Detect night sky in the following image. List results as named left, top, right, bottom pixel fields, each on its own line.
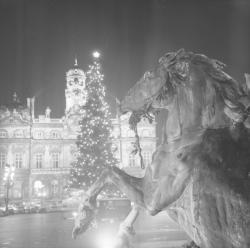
left=0, top=0, right=249, bottom=117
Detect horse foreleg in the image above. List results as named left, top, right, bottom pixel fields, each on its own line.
left=72, top=167, right=147, bottom=240
left=108, top=166, right=146, bottom=208
left=150, top=147, right=167, bottom=180
left=81, top=167, right=146, bottom=209
left=115, top=204, right=140, bottom=248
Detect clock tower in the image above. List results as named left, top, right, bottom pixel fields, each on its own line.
left=65, top=58, right=87, bottom=117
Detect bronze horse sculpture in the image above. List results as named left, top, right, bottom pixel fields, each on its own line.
left=72, top=49, right=250, bottom=248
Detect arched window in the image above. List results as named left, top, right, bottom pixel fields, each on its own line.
left=35, top=131, right=44, bottom=139
left=51, top=152, right=60, bottom=168
left=50, top=131, right=60, bottom=139
left=35, top=153, right=43, bottom=169
left=72, top=152, right=78, bottom=162
left=127, top=129, right=134, bottom=137
left=129, top=153, right=136, bottom=167
left=51, top=180, right=59, bottom=197
left=112, top=127, right=120, bottom=138
left=141, top=129, right=151, bottom=137
left=12, top=182, right=22, bottom=198
left=34, top=180, right=42, bottom=197
left=0, top=152, right=7, bottom=168
left=14, top=130, right=24, bottom=138
left=34, top=180, right=42, bottom=188
left=15, top=153, right=23, bottom=168
left=33, top=180, right=47, bottom=197
left=142, top=151, right=151, bottom=167
left=0, top=129, right=8, bottom=138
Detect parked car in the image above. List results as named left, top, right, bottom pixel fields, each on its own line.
left=0, top=205, right=6, bottom=216
left=37, top=207, right=47, bottom=213
left=0, top=204, right=15, bottom=215
left=0, top=204, right=6, bottom=212
left=11, top=203, right=25, bottom=214
left=5, top=207, right=14, bottom=215
left=0, top=209, right=5, bottom=217
left=47, top=202, right=58, bottom=212
left=23, top=202, right=40, bottom=214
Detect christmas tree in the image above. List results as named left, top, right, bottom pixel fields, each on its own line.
left=68, top=52, right=122, bottom=197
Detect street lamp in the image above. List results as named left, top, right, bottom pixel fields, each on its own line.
left=3, top=164, right=15, bottom=212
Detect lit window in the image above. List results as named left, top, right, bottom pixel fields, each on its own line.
left=72, top=152, right=78, bottom=161
left=0, top=153, right=7, bottom=168
left=51, top=180, right=58, bottom=196
left=14, top=130, right=23, bottom=138
left=33, top=180, right=47, bottom=197
left=129, top=154, right=136, bottom=167
left=51, top=152, right=59, bottom=168
left=0, top=186, right=4, bottom=197
left=141, top=129, right=151, bottom=137
left=15, top=153, right=23, bottom=168
left=36, top=132, right=43, bottom=139
left=142, top=151, right=151, bottom=167
left=51, top=131, right=59, bottom=139
left=35, top=153, right=43, bottom=169
left=0, top=130, right=7, bottom=138
left=112, top=127, right=120, bottom=138
left=12, top=183, right=22, bottom=198
left=127, top=129, right=134, bottom=137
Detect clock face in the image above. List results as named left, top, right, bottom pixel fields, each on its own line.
left=73, top=88, right=81, bottom=96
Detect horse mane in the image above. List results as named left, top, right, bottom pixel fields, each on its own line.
left=193, top=126, right=250, bottom=194
left=158, top=49, right=247, bottom=124
left=127, top=50, right=249, bottom=168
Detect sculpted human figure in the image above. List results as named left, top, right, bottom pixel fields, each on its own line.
left=72, top=49, right=250, bottom=248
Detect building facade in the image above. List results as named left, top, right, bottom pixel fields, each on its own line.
left=0, top=62, right=156, bottom=204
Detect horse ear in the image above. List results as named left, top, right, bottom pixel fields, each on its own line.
left=176, top=48, right=185, bottom=55
left=244, top=73, right=250, bottom=92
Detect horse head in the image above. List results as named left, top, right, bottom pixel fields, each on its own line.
left=72, top=193, right=97, bottom=239
left=121, top=49, right=190, bottom=112
left=121, top=49, right=247, bottom=135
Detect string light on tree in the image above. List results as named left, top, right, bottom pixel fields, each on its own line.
left=68, top=51, right=123, bottom=198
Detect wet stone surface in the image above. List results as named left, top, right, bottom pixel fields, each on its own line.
left=0, top=211, right=189, bottom=248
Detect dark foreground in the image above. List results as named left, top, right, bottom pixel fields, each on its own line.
left=0, top=211, right=189, bottom=248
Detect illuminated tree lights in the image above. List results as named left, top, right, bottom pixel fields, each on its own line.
left=68, top=58, right=122, bottom=198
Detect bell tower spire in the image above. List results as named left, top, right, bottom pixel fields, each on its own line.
left=65, top=58, right=87, bottom=117
left=74, top=56, right=78, bottom=67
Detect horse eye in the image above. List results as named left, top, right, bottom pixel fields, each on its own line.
left=175, top=62, right=188, bottom=77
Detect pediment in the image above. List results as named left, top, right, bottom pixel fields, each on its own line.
left=0, top=115, right=30, bottom=126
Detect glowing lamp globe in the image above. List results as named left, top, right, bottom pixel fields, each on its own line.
left=93, top=51, right=101, bottom=59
